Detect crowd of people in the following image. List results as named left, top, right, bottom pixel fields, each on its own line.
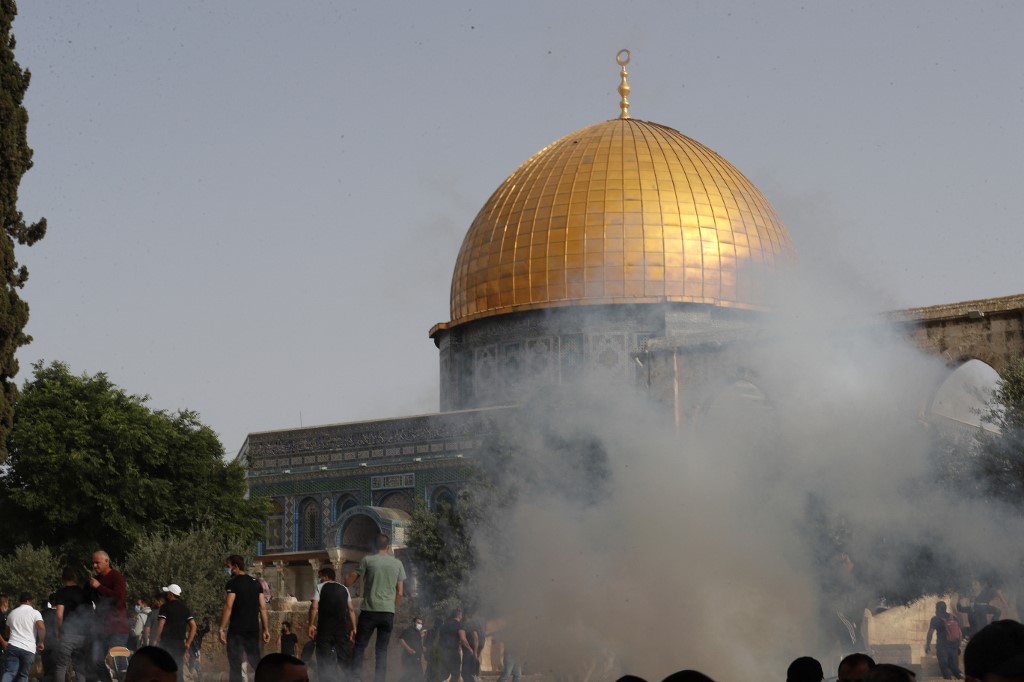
left=1, top=540, right=1022, bottom=682
left=0, top=551, right=216, bottom=682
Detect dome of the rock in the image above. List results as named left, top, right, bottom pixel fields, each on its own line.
left=445, top=117, right=796, bottom=328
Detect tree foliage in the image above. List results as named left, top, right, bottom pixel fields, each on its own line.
left=976, top=356, right=1024, bottom=504
left=0, top=361, right=267, bottom=562
left=0, top=544, right=61, bottom=602
left=407, top=487, right=485, bottom=617
left=0, top=0, right=47, bottom=463
left=124, top=528, right=248, bottom=626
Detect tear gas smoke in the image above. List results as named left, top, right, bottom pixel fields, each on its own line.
left=461, top=268, right=1022, bottom=681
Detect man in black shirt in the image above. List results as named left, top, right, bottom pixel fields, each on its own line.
left=218, top=555, right=270, bottom=682
left=278, top=622, right=299, bottom=656
left=438, top=609, right=475, bottom=682
left=152, top=584, right=196, bottom=682
left=308, top=567, right=356, bottom=682
left=52, top=566, right=91, bottom=682
left=398, top=616, right=424, bottom=682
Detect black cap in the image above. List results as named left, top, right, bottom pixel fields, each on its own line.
left=964, top=620, right=1024, bottom=679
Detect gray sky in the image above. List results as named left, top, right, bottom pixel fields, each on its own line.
left=13, top=1, right=1024, bottom=452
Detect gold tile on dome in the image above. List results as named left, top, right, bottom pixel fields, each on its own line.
left=624, top=265, right=644, bottom=281
left=605, top=253, right=624, bottom=268
left=445, top=118, right=794, bottom=325
left=624, top=281, right=645, bottom=297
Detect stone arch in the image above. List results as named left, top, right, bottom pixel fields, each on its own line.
left=696, top=374, right=776, bottom=447
left=376, top=491, right=415, bottom=514
left=340, top=513, right=381, bottom=551
left=334, top=494, right=359, bottom=520
left=925, top=357, right=1000, bottom=434
left=331, top=505, right=414, bottom=551
left=705, top=378, right=770, bottom=412
left=431, top=486, right=456, bottom=512
left=299, top=497, right=321, bottom=550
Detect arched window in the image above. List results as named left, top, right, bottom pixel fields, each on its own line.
left=342, top=515, right=380, bottom=551
left=300, top=498, right=321, bottom=550
left=265, top=499, right=285, bottom=550
left=335, top=495, right=359, bottom=519
left=377, top=491, right=414, bottom=514
left=928, top=359, right=1001, bottom=434
left=432, top=487, right=456, bottom=512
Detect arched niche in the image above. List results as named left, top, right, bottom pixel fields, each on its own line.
left=299, top=497, right=321, bottom=550
left=927, top=358, right=1001, bottom=434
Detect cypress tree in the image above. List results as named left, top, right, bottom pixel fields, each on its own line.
left=0, top=0, right=45, bottom=462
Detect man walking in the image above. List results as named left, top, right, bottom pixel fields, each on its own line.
left=308, top=566, right=356, bottom=682
left=152, top=584, right=196, bottom=682
left=926, top=600, right=963, bottom=680
left=53, top=567, right=91, bottom=682
left=88, top=550, right=128, bottom=680
left=345, top=534, right=407, bottom=682
left=219, top=555, right=270, bottom=682
left=1, top=592, right=44, bottom=682
left=397, top=616, right=425, bottom=682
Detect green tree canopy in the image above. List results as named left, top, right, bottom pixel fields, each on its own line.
left=0, top=0, right=47, bottom=463
left=0, top=544, right=61, bottom=602
left=0, top=361, right=266, bottom=563
left=976, top=356, right=1024, bottom=504
left=407, top=487, right=484, bottom=617
left=124, top=528, right=249, bottom=626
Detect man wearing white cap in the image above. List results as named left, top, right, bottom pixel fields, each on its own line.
left=151, top=584, right=196, bottom=682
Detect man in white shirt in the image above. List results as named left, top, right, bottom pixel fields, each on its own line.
left=1, top=592, right=45, bottom=682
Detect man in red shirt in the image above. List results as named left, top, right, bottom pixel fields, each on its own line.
left=88, top=550, right=128, bottom=680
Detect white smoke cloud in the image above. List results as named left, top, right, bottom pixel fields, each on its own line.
left=462, top=263, right=1021, bottom=681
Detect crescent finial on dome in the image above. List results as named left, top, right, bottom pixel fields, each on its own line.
left=617, top=49, right=631, bottom=119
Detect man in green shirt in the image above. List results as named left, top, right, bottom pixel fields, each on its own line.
left=345, top=533, right=407, bottom=682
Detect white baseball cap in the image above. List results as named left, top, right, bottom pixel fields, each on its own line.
left=160, top=584, right=182, bottom=597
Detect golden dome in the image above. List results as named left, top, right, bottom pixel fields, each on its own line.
left=445, top=117, right=795, bottom=328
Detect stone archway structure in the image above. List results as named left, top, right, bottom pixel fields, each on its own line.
left=327, top=505, right=414, bottom=553
left=891, top=294, right=1024, bottom=373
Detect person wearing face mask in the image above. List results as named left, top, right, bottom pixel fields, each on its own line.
left=398, top=617, right=425, bottom=682
left=308, top=567, right=356, bottom=682
left=129, top=597, right=151, bottom=650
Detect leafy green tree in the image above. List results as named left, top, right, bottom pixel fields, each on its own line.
left=124, top=528, right=249, bottom=626
left=0, top=544, right=61, bottom=602
left=976, top=356, right=1024, bottom=503
left=0, top=361, right=267, bottom=562
left=407, top=487, right=484, bottom=617
left=0, top=0, right=47, bottom=463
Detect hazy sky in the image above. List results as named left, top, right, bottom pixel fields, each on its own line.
left=13, top=1, right=1024, bottom=452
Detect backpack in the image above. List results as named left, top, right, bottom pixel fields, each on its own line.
left=943, top=614, right=962, bottom=641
